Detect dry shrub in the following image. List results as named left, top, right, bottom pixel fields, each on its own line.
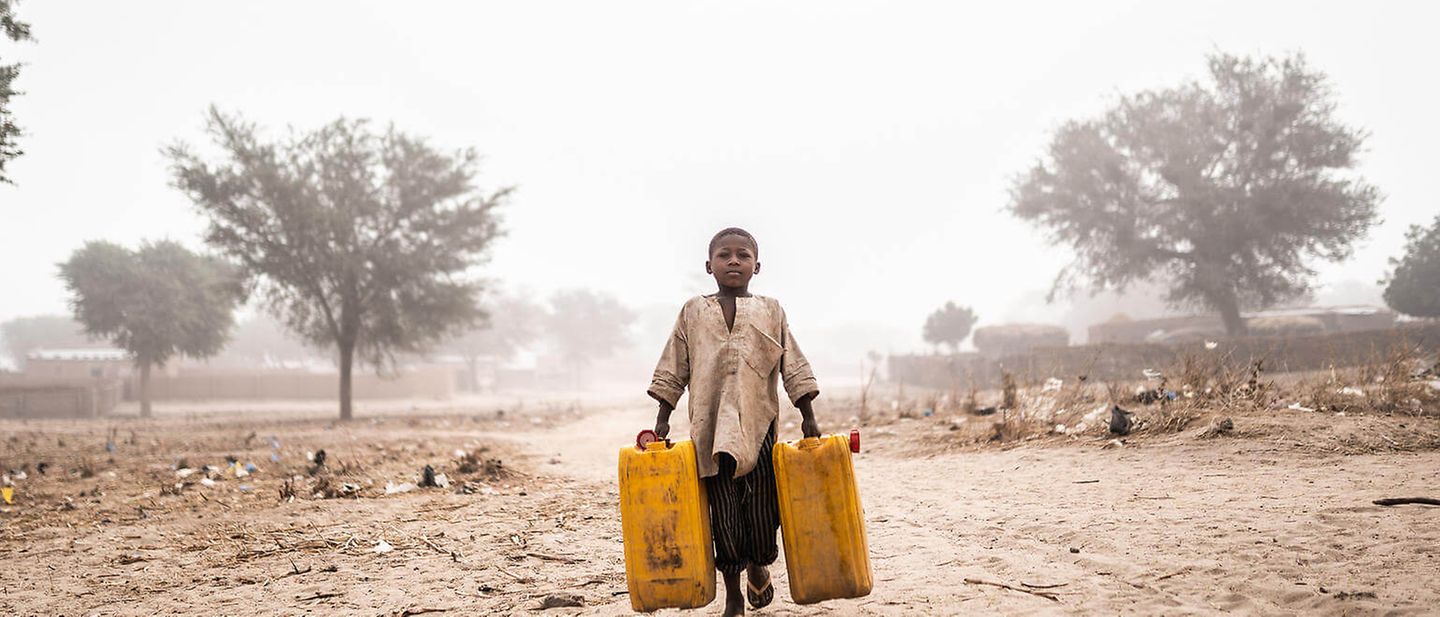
left=1299, top=345, right=1439, bottom=416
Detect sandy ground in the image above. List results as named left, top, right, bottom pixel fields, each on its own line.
left=2, top=393, right=1438, bottom=616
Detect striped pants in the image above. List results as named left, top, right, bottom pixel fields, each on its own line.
left=705, top=426, right=780, bottom=575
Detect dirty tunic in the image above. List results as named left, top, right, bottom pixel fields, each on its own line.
left=648, top=295, right=820, bottom=479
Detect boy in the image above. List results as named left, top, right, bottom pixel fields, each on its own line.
left=648, top=227, right=822, bottom=617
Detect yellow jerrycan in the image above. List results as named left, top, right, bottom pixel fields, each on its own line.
left=773, top=431, right=873, bottom=604
left=618, top=430, right=716, bottom=612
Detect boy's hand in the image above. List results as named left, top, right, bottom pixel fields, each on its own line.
left=797, top=393, right=821, bottom=438
left=801, top=415, right=821, bottom=439
left=654, top=402, right=673, bottom=440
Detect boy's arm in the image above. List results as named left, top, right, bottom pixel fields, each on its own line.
left=648, top=306, right=690, bottom=439
left=779, top=308, right=822, bottom=438
left=654, top=399, right=675, bottom=439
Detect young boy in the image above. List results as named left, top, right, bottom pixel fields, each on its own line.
left=648, top=227, right=822, bottom=617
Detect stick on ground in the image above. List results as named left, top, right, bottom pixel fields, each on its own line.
left=964, top=577, right=1061, bottom=602
left=1373, top=497, right=1440, bottom=506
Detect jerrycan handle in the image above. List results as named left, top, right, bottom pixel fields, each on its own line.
left=636, top=429, right=671, bottom=451
left=798, top=436, right=823, bottom=450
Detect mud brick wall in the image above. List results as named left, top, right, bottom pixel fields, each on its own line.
left=890, top=325, right=1440, bottom=390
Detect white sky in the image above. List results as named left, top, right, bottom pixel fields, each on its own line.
left=1, top=1, right=1436, bottom=360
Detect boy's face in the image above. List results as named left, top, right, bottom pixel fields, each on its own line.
left=706, top=235, right=759, bottom=291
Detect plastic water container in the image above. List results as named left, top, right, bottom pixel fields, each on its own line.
left=772, top=433, right=873, bottom=604
left=618, top=432, right=715, bottom=611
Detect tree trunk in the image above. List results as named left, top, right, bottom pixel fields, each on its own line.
left=338, top=339, right=354, bottom=421
left=139, top=363, right=152, bottom=419
left=1216, top=293, right=1247, bottom=337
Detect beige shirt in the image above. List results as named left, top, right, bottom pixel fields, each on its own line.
left=648, top=295, right=820, bottom=479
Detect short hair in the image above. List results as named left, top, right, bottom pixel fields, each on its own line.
left=708, top=227, right=758, bottom=256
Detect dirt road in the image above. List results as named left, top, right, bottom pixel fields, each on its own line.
left=2, top=399, right=1437, bottom=615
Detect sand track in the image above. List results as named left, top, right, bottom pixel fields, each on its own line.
left=2, top=401, right=1437, bottom=615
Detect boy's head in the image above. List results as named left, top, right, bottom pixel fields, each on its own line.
left=705, top=227, right=760, bottom=291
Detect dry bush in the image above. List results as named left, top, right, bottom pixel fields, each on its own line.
left=1297, top=345, right=1439, bottom=416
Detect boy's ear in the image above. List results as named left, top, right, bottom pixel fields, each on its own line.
left=754, top=261, right=762, bottom=275
left=704, top=261, right=713, bottom=274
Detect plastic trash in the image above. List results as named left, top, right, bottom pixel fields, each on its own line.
left=270, top=453, right=281, bottom=463
left=1204, top=340, right=1219, bottom=350
left=1, top=486, right=12, bottom=504
left=200, top=478, right=217, bottom=488
left=175, top=468, right=196, bottom=479
left=1142, top=369, right=1163, bottom=380
left=1042, top=378, right=1064, bottom=392
left=244, top=462, right=259, bottom=473
left=372, top=540, right=394, bottom=554
left=1337, top=387, right=1365, bottom=397
left=385, top=482, right=417, bottom=495
left=1287, top=402, right=1316, bottom=412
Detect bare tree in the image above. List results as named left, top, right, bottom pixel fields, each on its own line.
left=59, top=240, right=244, bottom=417
left=0, top=0, right=33, bottom=184
left=922, top=301, right=978, bottom=353
left=167, top=107, right=511, bottom=419
left=1382, top=213, right=1440, bottom=319
left=1009, top=52, right=1379, bottom=335
left=547, top=289, right=635, bottom=388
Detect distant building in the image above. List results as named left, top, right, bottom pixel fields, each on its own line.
left=1088, top=306, right=1396, bottom=344
left=24, top=348, right=131, bottom=379
left=972, top=323, right=1069, bottom=356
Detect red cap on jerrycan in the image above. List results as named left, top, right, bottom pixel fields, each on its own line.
left=635, top=429, right=660, bottom=450
left=850, top=428, right=860, bottom=453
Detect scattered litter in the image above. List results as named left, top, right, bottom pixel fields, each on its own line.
left=372, top=540, right=394, bottom=554
left=453, top=449, right=467, bottom=459
left=1204, top=340, right=1218, bottom=350
left=268, top=436, right=281, bottom=449
left=1335, top=411, right=1346, bottom=417
left=1042, top=378, right=1063, bottom=392
left=973, top=406, right=997, bottom=416
left=420, top=465, right=439, bottom=487
left=385, top=482, right=417, bottom=495
left=1200, top=417, right=1234, bottom=438
left=313, top=450, right=327, bottom=467
left=305, top=451, right=315, bottom=462
left=1054, top=424, right=1067, bottom=434
left=200, top=478, right=217, bottom=488
left=105, top=441, right=117, bottom=453
left=270, top=453, right=281, bottom=463
left=1101, top=439, right=1125, bottom=449
left=540, top=593, right=584, bottom=609
left=1337, top=387, right=1366, bottom=397
left=35, top=462, right=48, bottom=475
left=245, top=462, right=259, bottom=473
left=434, top=473, right=450, bottom=489
left=238, top=484, right=253, bottom=492
left=175, top=468, right=196, bottom=479
left=1142, top=368, right=1163, bottom=380
left=1, top=486, right=12, bottom=504
left=1074, top=422, right=1088, bottom=433
left=12, top=470, right=26, bottom=481
left=1109, top=406, right=1134, bottom=436
left=921, top=408, right=934, bottom=417
left=1287, top=402, right=1316, bottom=413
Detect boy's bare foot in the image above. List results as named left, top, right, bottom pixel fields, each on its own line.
left=721, top=570, right=745, bottom=616
left=746, top=565, right=774, bottom=609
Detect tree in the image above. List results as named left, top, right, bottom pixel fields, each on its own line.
left=0, top=314, right=90, bottom=370
left=547, top=289, right=635, bottom=388
left=446, top=291, right=543, bottom=391
left=1382, top=213, right=1440, bottom=319
left=58, top=240, right=244, bottom=417
left=0, top=0, right=33, bottom=184
left=921, top=301, right=977, bottom=353
left=1009, top=52, right=1379, bottom=336
left=166, top=107, right=510, bottom=419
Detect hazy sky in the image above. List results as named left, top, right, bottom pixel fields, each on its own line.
left=2, top=1, right=1436, bottom=357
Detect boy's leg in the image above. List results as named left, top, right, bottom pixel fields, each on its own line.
left=740, top=427, right=780, bottom=608
left=705, top=454, right=749, bottom=615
